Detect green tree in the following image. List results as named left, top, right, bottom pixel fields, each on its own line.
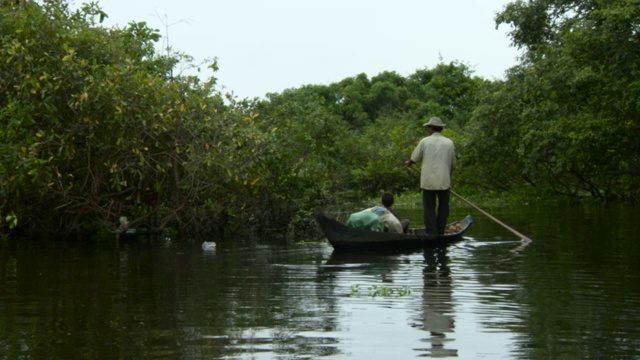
left=0, top=1, right=253, bottom=237
left=408, top=62, right=482, bottom=127
left=460, top=74, right=533, bottom=192
left=493, top=0, right=640, bottom=200
left=249, top=88, right=354, bottom=235
left=337, top=73, right=372, bottom=128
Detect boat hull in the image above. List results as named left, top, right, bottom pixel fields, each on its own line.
left=314, top=208, right=473, bottom=251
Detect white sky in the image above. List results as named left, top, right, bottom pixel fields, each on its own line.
left=75, top=0, right=520, bottom=99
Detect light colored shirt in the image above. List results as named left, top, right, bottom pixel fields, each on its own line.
left=368, top=206, right=403, bottom=233
left=410, top=133, right=456, bottom=190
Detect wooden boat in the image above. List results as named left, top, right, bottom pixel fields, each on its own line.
left=314, top=207, right=473, bottom=251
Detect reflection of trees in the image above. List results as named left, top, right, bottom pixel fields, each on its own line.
left=323, top=250, right=402, bottom=283
left=327, top=247, right=459, bottom=357
left=419, top=246, right=458, bottom=357
left=176, top=244, right=343, bottom=358
left=0, top=242, right=343, bottom=359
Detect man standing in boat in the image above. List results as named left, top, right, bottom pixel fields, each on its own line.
left=404, top=117, right=456, bottom=236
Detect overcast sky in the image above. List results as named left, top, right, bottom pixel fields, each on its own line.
left=77, top=0, right=521, bottom=99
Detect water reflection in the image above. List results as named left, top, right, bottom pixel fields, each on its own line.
left=2, top=202, right=640, bottom=359
left=325, top=246, right=461, bottom=358
left=324, top=250, right=403, bottom=283
left=419, top=247, right=457, bottom=357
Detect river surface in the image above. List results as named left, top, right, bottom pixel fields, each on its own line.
left=1, top=202, right=639, bottom=359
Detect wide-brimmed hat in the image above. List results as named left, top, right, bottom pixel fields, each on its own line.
left=423, top=117, right=446, bottom=127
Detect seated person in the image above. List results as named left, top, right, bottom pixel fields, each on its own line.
left=381, top=192, right=410, bottom=234
left=368, top=205, right=403, bottom=233
left=345, top=192, right=406, bottom=234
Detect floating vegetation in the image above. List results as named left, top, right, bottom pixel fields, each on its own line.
left=349, top=284, right=412, bottom=298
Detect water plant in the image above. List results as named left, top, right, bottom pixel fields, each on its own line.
left=349, top=284, right=412, bottom=298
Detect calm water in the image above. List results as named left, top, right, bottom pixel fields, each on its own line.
left=1, top=203, right=639, bottom=359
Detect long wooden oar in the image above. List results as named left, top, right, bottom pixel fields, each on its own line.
left=407, top=166, right=532, bottom=243
left=449, top=190, right=532, bottom=243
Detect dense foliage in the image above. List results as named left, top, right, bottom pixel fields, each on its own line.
left=1, top=0, right=638, bottom=240
left=0, top=1, right=303, bottom=238
left=465, top=0, right=640, bottom=200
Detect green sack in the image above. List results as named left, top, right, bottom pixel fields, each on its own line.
left=346, top=209, right=384, bottom=232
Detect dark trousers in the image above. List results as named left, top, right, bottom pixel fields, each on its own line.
left=422, top=189, right=450, bottom=235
